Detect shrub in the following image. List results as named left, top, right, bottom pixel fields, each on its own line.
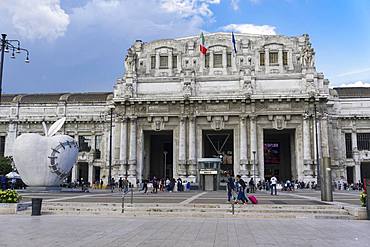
left=0, top=189, right=22, bottom=203
left=360, top=192, right=367, bottom=207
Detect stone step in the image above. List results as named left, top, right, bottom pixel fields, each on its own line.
left=18, top=208, right=354, bottom=220
left=40, top=201, right=336, bottom=210
left=38, top=205, right=350, bottom=215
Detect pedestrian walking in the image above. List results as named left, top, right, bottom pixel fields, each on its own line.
left=270, top=176, right=277, bottom=195
left=226, top=173, right=236, bottom=202
left=152, top=177, right=158, bottom=193
left=118, top=177, right=123, bottom=191
left=249, top=178, right=255, bottom=193
left=236, top=175, right=248, bottom=204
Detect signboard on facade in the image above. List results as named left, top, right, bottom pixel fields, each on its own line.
left=199, top=170, right=217, bottom=175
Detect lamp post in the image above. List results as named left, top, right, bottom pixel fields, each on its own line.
left=0, top=34, right=30, bottom=103
left=108, top=107, right=113, bottom=192
left=312, top=98, right=321, bottom=190
left=163, top=151, right=168, bottom=178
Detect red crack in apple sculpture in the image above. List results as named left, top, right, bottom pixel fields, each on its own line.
left=13, top=118, right=79, bottom=188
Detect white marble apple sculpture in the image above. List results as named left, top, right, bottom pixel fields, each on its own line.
left=13, top=118, right=79, bottom=188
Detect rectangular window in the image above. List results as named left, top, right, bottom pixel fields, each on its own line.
left=260, top=52, right=265, bottom=66
left=150, top=55, right=156, bottom=69
left=205, top=54, right=210, bottom=68
left=172, top=55, right=177, bottom=68
left=269, top=52, right=278, bottom=65
left=227, top=53, right=232, bottom=67
left=283, top=51, right=288, bottom=66
left=95, top=135, right=102, bottom=159
left=78, top=136, right=92, bottom=152
left=0, top=136, right=5, bottom=157
left=357, top=133, right=370, bottom=151
left=159, top=55, right=168, bottom=69
left=345, top=133, right=353, bottom=158
left=213, top=54, right=222, bottom=68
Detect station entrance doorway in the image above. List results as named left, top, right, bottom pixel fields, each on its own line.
left=263, top=129, right=294, bottom=181
left=144, top=130, right=173, bottom=179
left=202, top=129, right=233, bottom=188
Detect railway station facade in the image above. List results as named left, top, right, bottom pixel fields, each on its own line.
left=1, top=33, right=369, bottom=188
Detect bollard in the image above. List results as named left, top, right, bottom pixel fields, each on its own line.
left=121, top=193, right=125, bottom=213
left=130, top=188, right=133, bottom=204
left=231, top=201, right=235, bottom=215
left=31, top=198, right=42, bottom=216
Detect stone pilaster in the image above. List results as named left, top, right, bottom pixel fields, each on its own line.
left=119, top=118, right=128, bottom=174
left=178, top=116, right=186, bottom=175
left=264, top=48, right=269, bottom=72
left=303, top=115, right=311, bottom=164
left=188, top=117, right=197, bottom=175
left=239, top=116, right=247, bottom=175
left=278, top=48, right=283, bottom=72
left=250, top=116, right=258, bottom=177
left=88, top=164, right=94, bottom=184
left=128, top=117, right=137, bottom=177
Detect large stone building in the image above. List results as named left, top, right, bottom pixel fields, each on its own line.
left=0, top=32, right=369, bottom=188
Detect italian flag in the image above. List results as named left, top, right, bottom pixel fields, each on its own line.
left=199, top=32, right=207, bottom=55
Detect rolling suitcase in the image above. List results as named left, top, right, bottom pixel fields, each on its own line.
left=248, top=195, right=258, bottom=204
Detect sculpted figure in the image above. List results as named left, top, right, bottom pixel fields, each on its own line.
left=124, top=48, right=136, bottom=76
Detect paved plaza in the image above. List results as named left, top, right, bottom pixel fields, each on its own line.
left=18, top=189, right=362, bottom=206
left=0, top=215, right=369, bottom=247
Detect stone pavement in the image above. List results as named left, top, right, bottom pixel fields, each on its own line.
left=0, top=215, right=369, bottom=247
left=18, top=189, right=362, bottom=206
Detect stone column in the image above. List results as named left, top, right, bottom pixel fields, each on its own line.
left=155, top=52, right=160, bottom=70
left=250, top=116, right=258, bottom=177
left=222, top=49, right=227, bottom=69
left=210, top=51, right=214, bottom=69
left=88, top=163, right=94, bottom=184
left=321, top=115, right=329, bottom=158
left=71, top=165, right=78, bottom=183
left=178, top=117, right=186, bottom=175
left=351, top=131, right=358, bottom=152
left=128, top=118, right=137, bottom=177
left=303, top=115, right=311, bottom=165
left=264, top=48, right=269, bottom=72
left=112, top=121, right=117, bottom=161
left=168, top=50, right=173, bottom=70
left=257, top=126, right=264, bottom=180
left=240, top=117, right=247, bottom=175
left=119, top=119, right=128, bottom=175
left=188, top=117, right=197, bottom=175
left=288, top=50, right=294, bottom=70
left=177, top=53, right=182, bottom=73
left=4, top=123, right=17, bottom=156
left=278, top=48, right=283, bottom=72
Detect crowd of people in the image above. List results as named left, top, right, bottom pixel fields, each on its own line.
left=139, top=177, right=191, bottom=194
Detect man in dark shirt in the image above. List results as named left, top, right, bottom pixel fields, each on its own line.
left=226, top=173, right=235, bottom=202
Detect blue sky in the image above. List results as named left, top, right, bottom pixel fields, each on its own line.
left=1, top=0, right=370, bottom=93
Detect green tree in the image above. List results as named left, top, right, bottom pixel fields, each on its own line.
left=0, top=156, right=13, bottom=175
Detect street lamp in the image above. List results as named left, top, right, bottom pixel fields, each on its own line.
left=100, top=107, right=126, bottom=192
left=0, top=34, right=30, bottom=103
left=163, top=151, right=168, bottom=178
left=310, top=96, right=321, bottom=190
left=108, top=107, right=113, bottom=192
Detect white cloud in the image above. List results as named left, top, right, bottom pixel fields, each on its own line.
left=337, top=81, right=370, bottom=88
left=160, top=0, right=220, bottom=17
left=221, top=23, right=277, bottom=35
left=335, top=67, right=370, bottom=77
left=230, top=0, right=240, bottom=10
left=69, top=0, right=219, bottom=42
left=0, top=0, right=70, bottom=41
